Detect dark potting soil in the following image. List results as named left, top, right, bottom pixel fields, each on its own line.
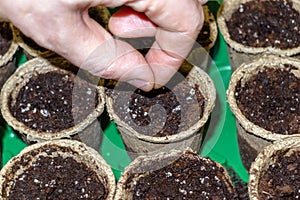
left=226, top=0, right=300, bottom=49
left=235, top=65, right=299, bottom=135
left=124, top=151, right=236, bottom=199
left=20, top=32, right=49, bottom=53
left=6, top=145, right=107, bottom=200
left=258, top=150, right=300, bottom=199
left=0, top=22, right=13, bottom=57
left=106, top=76, right=205, bottom=137
left=9, top=71, right=99, bottom=132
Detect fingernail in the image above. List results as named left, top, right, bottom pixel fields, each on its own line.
left=127, top=79, right=153, bottom=91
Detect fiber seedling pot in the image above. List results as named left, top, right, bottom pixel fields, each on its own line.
left=0, top=57, right=105, bottom=150
left=0, top=139, right=115, bottom=199
left=0, top=21, right=18, bottom=91
left=248, top=136, right=300, bottom=200
left=106, top=63, right=216, bottom=159
left=227, top=55, right=300, bottom=170
left=115, top=148, right=236, bottom=199
left=218, top=0, right=300, bottom=71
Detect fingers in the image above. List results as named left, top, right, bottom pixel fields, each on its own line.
left=2, top=0, right=154, bottom=90
left=81, top=38, right=154, bottom=91
left=2, top=0, right=205, bottom=91
left=81, top=0, right=206, bottom=89
left=110, top=0, right=205, bottom=88
left=66, top=16, right=154, bottom=91
left=78, top=6, right=155, bottom=90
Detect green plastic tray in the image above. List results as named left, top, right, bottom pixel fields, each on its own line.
left=0, top=0, right=249, bottom=183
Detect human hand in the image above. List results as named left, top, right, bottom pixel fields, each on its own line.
left=0, top=0, right=206, bottom=91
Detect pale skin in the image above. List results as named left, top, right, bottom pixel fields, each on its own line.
left=0, top=0, right=206, bottom=91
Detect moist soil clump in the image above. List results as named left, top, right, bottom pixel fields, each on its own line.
left=124, top=151, right=236, bottom=199
left=6, top=145, right=107, bottom=200
left=9, top=71, right=98, bottom=133
left=235, top=65, right=299, bottom=134
left=226, top=0, right=300, bottom=49
left=258, top=150, right=300, bottom=199
left=106, top=77, right=205, bottom=137
left=0, top=22, right=13, bottom=57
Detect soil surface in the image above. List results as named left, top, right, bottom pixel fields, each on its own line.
left=0, top=22, right=13, bottom=57
left=258, top=150, right=300, bottom=199
left=226, top=0, right=300, bottom=49
left=106, top=75, right=205, bottom=137
left=124, top=151, right=236, bottom=199
left=10, top=71, right=98, bottom=132
left=5, top=145, right=107, bottom=200
left=235, top=65, right=299, bottom=135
